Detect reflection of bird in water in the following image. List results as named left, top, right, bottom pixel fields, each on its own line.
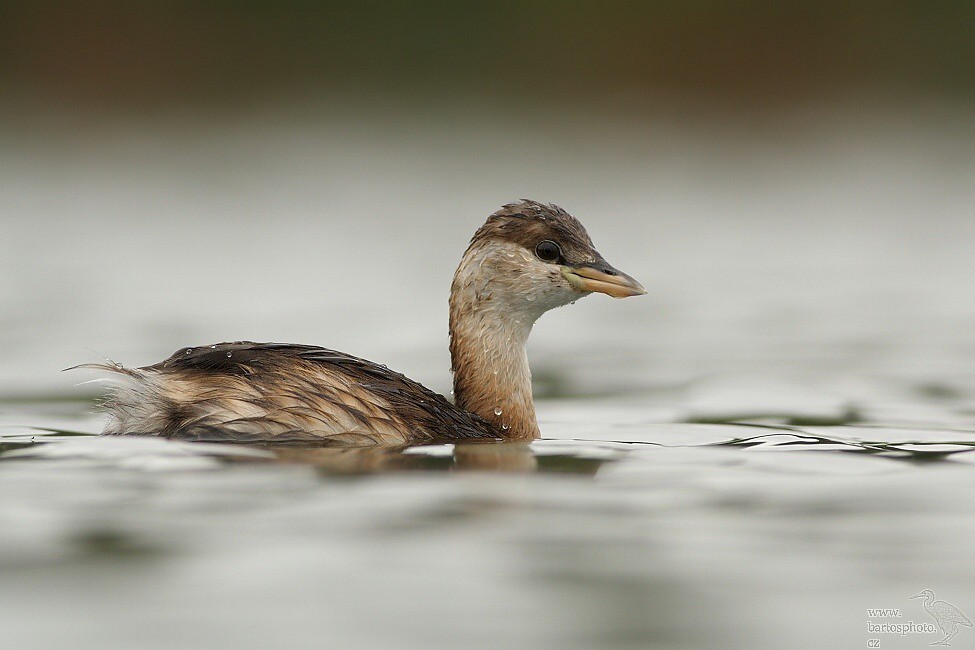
left=79, top=201, right=644, bottom=446
left=911, top=589, right=972, bottom=646
left=268, top=442, right=541, bottom=474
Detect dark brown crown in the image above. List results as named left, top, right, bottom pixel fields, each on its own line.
left=469, top=200, right=599, bottom=265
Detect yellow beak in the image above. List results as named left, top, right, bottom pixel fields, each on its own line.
left=560, top=265, right=646, bottom=299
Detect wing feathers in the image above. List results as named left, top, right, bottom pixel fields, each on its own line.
left=82, top=342, right=497, bottom=445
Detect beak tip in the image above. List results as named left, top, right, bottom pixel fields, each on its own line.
left=613, top=285, right=646, bottom=299
left=617, top=276, right=646, bottom=298
left=563, top=265, right=647, bottom=299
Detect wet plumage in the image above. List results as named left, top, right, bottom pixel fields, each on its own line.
left=82, top=200, right=645, bottom=446
left=98, top=343, right=495, bottom=445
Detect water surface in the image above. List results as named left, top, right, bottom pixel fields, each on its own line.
left=2, top=106, right=974, bottom=648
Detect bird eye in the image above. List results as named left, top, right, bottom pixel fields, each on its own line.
left=535, top=240, right=563, bottom=263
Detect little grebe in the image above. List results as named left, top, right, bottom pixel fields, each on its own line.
left=83, top=200, right=644, bottom=445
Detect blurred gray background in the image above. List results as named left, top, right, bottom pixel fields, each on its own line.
left=1, top=2, right=973, bottom=402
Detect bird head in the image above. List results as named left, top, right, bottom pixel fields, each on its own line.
left=455, top=200, right=645, bottom=319
left=910, top=589, right=935, bottom=600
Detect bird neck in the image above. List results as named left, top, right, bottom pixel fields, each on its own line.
left=448, top=249, right=542, bottom=442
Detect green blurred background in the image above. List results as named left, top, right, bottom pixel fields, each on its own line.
left=2, top=1, right=973, bottom=114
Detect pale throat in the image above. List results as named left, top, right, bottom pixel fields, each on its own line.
left=448, top=246, right=552, bottom=441
left=449, top=303, right=538, bottom=441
